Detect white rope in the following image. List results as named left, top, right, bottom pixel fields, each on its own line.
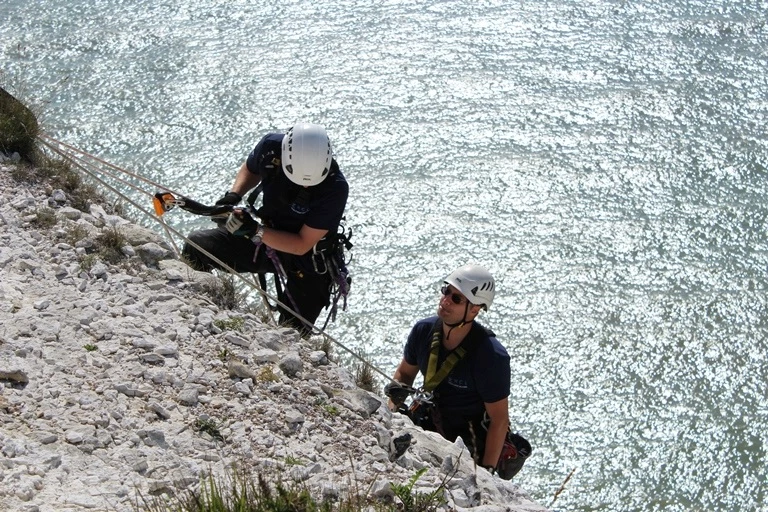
left=38, top=133, right=391, bottom=382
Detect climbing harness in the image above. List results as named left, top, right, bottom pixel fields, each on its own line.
left=33, top=134, right=377, bottom=380
left=386, top=321, right=471, bottom=428
left=239, top=167, right=354, bottom=331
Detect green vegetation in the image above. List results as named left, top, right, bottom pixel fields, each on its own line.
left=354, top=360, right=375, bottom=393
left=217, top=346, right=231, bottom=363
left=65, top=223, right=90, bottom=246
left=78, top=253, right=97, bottom=272
left=83, top=343, right=98, bottom=352
left=31, top=207, right=57, bottom=229
left=283, top=455, right=303, bottom=467
left=213, top=317, right=245, bottom=332
left=257, top=366, right=279, bottom=384
left=195, top=418, right=224, bottom=442
left=0, top=85, right=39, bottom=161
left=138, top=466, right=449, bottom=512
left=322, top=405, right=340, bottom=417
left=95, top=226, right=127, bottom=264
left=202, top=274, right=245, bottom=311
left=390, top=468, right=446, bottom=511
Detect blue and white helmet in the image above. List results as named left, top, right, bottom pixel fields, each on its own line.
left=281, top=123, right=333, bottom=186
left=444, top=264, right=495, bottom=310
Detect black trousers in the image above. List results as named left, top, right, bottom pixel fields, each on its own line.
left=182, top=227, right=331, bottom=336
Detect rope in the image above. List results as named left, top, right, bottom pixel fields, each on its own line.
left=37, top=133, right=393, bottom=382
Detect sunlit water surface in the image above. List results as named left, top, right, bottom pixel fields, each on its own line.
left=2, top=1, right=767, bottom=510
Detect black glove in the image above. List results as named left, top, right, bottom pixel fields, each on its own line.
left=225, top=208, right=260, bottom=237
left=215, top=191, right=242, bottom=206
left=384, top=381, right=412, bottom=407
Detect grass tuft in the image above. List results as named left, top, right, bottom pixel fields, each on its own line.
left=354, top=359, right=375, bottom=392
left=31, top=207, right=57, bottom=229
left=136, top=463, right=450, bottom=512
left=95, top=226, right=127, bottom=264
left=213, top=317, right=245, bottom=332
left=202, top=274, right=245, bottom=311
left=195, top=417, right=224, bottom=442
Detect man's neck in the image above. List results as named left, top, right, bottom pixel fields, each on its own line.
left=442, top=322, right=472, bottom=350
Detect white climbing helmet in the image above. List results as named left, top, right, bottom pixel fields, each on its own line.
left=281, top=123, right=333, bottom=186
left=444, top=264, right=495, bottom=310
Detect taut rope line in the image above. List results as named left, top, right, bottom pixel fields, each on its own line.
left=37, top=133, right=393, bottom=383
left=38, top=133, right=184, bottom=198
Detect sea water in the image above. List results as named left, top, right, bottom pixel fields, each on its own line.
left=2, top=0, right=766, bottom=510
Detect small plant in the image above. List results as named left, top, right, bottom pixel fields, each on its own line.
left=390, top=468, right=447, bottom=512
left=195, top=417, right=224, bottom=442
left=65, top=223, right=90, bottom=245
left=9, top=163, right=34, bottom=182
left=96, top=226, right=127, bottom=264
left=213, top=316, right=245, bottom=332
left=319, top=336, right=333, bottom=358
left=39, top=156, right=77, bottom=189
left=355, top=360, right=375, bottom=392
left=31, top=207, right=57, bottom=229
left=257, top=366, right=279, bottom=383
left=323, top=404, right=340, bottom=417
left=202, top=274, right=245, bottom=311
left=217, top=346, right=230, bottom=362
left=0, top=85, right=39, bottom=160
left=136, top=459, right=446, bottom=512
left=283, top=455, right=303, bottom=466
left=78, top=253, right=96, bottom=272
left=69, top=181, right=100, bottom=212
left=83, top=343, right=98, bottom=352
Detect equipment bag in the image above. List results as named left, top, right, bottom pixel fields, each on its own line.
left=496, top=431, right=532, bottom=480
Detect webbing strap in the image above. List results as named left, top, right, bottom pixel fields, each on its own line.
left=423, top=324, right=467, bottom=392
left=252, top=243, right=300, bottom=315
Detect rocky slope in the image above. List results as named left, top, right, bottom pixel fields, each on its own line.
left=0, top=158, right=548, bottom=512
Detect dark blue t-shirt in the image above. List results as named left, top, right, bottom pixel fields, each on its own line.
left=245, top=132, right=349, bottom=272
left=404, top=316, right=511, bottom=435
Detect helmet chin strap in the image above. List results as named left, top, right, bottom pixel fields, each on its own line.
left=443, top=302, right=474, bottom=341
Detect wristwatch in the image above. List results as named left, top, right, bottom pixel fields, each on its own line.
left=250, top=225, right=265, bottom=244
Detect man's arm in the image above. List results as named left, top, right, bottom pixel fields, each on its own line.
left=481, top=397, right=510, bottom=469
left=228, top=159, right=330, bottom=254
left=229, top=161, right=262, bottom=197
left=388, top=358, right=420, bottom=411
left=261, top=224, right=328, bottom=256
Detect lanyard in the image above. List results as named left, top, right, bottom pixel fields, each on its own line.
left=423, top=324, right=468, bottom=393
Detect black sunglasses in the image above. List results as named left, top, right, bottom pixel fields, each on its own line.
left=440, top=285, right=466, bottom=305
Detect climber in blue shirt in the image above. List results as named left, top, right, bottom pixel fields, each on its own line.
left=387, top=264, right=512, bottom=471
left=182, top=123, right=349, bottom=336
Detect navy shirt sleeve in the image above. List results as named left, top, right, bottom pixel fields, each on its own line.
left=245, top=133, right=283, bottom=178
left=404, top=317, right=438, bottom=369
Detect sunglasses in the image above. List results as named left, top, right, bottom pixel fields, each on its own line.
left=440, top=285, right=466, bottom=305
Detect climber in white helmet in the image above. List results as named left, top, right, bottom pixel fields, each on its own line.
left=183, top=123, right=350, bottom=337
left=385, top=264, right=531, bottom=479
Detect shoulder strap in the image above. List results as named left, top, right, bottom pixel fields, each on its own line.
left=246, top=166, right=279, bottom=208
left=423, top=320, right=469, bottom=393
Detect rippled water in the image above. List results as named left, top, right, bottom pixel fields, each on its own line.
left=2, top=1, right=767, bottom=510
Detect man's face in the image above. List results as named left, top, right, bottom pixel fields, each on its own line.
left=437, top=284, right=470, bottom=322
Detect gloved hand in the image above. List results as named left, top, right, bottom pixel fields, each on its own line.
left=215, top=191, right=242, bottom=206
left=225, top=208, right=260, bottom=237
left=384, top=381, right=412, bottom=407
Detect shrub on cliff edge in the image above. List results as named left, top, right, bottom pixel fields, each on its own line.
left=0, top=85, right=39, bottom=161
